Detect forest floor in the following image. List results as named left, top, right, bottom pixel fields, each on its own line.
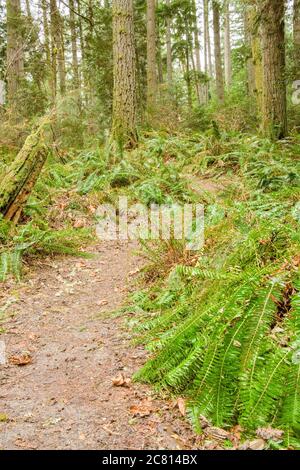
left=0, top=240, right=207, bottom=450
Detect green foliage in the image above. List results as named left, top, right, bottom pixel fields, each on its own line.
left=0, top=132, right=196, bottom=283
left=0, top=216, right=92, bottom=282
left=130, top=134, right=300, bottom=445
left=63, top=133, right=197, bottom=204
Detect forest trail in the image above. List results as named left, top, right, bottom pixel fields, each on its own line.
left=0, top=241, right=199, bottom=450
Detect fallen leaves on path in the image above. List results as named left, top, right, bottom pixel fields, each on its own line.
left=129, top=398, right=154, bottom=417
left=96, top=299, right=108, bottom=307
left=112, top=373, right=131, bottom=388
left=256, top=427, right=284, bottom=442
left=9, top=352, right=32, bottom=366
left=14, top=438, right=38, bottom=450
left=175, top=398, right=186, bottom=417
left=204, top=426, right=231, bottom=441
left=248, top=438, right=266, bottom=450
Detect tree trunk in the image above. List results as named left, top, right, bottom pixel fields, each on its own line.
left=157, top=14, right=164, bottom=85
left=76, top=0, right=88, bottom=105
left=6, top=0, right=24, bottom=106
left=194, top=0, right=201, bottom=75
left=69, top=0, right=80, bottom=91
left=147, top=0, right=157, bottom=117
left=224, top=0, right=232, bottom=88
left=184, top=16, right=193, bottom=108
left=203, top=0, right=208, bottom=75
left=193, top=0, right=206, bottom=104
left=50, top=0, right=66, bottom=97
left=203, top=0, right=213, bottom=79
left=212, top=0, right=224, bottom=102
left=25, top=0, right=32, bottom=19
left=166, top=0, right=172, bottom=86
left=248, top=3, right=263, bottom=112
left=203, top=0, right=210, bottom=101
left=244, top=6, right=256, bottom=97
left=293, top=0, right=300, bottom=76
left=0, top=124, right=48, bottom=224
left=111, top=0, right=138, bottom=149
left=41, top=0, right=53, bottom=103
left=41, top=0, right=51, bottom=67
left=260, top=0, right=287, bottom=139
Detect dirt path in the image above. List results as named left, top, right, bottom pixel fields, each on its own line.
left=0, top=242, right=199, bottom=450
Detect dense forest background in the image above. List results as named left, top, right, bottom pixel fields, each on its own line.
left=1, top=0, right=300, bottom=145
left=0, top=0, right=300, bottom=451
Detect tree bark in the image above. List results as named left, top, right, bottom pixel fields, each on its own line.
left=244, top=6, right=256, bottom=97
left=212, top=0, right=224, bottom=102
left=0, top=124, right=48, bottom=224
left=69, top=0, right=80, bottom=91
left=224, top=0, right=232, bottom=88
left=193, top=0, right=206, bottom=104
left=203, top=0, right=213, bottom=78
left=50, top=0, right=66, bottom=97
left=248, top=3, right=263, bottom=112
left=157, top=13, right=164, bottom=85
left=6, top=0, right=24, bottom=106
left=184, top=15, right=193, bottom=108
left=260, top=0, right=287, bottom=139
left=41, top=0, right=51, bottom=67
left=111, top=0, right=138, bottom=148
left=147, top=0, right=157, bottom=117
left=166, top=0, right=173, bottom=86
left=194, top=0, right=201, bottom=75
left=293, top=0, right=300, bottom=76
left=76, top=0, right=88, bottom=105
left=203, top=0, right=210, bottom=102
left=25, top=0, right=32, bottom=19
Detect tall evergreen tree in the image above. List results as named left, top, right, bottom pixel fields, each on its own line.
left=6, top=0, right=24, bottom=106
left=224, top=0, right=232, bottom=88
left=260, top=0, right=287, bottom=139
left=212, top=0, right=224, bottom=102
left=111, top=0, right=138, bottom=148
left=293, top=0, right=300, bottom=76
left=50, top=0, right=66, bottom=97
left=147, top=0, right=157, bottom=117
left=166, top=0, right=173, bottom=86
left=69, top=0, right=80, bottom=92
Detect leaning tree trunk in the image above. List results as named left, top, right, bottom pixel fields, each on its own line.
left=111, top=0, right=138, bottom=149
left=260, top=0, right=287, bottom=139
left=0, top=125, right=48, bottom=224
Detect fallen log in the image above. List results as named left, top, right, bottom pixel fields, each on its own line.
left=0, top=122, right=48, bottom=224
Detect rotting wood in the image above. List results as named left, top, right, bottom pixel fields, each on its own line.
left=0, top=123, right=48, bottom=224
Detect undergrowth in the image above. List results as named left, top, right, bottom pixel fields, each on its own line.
left=0, top=132, right=198, bottom=281
left=126, top=133, right=300, bottom=448
left=1, top=127, right=300, bottom=447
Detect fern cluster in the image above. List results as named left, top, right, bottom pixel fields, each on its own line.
left=0, top=216, right=92, bottom=282
left=131, top=134, right=300, bottom=446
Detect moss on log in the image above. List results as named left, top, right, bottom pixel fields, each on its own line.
left=0, top=124, right=48, bottom=224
